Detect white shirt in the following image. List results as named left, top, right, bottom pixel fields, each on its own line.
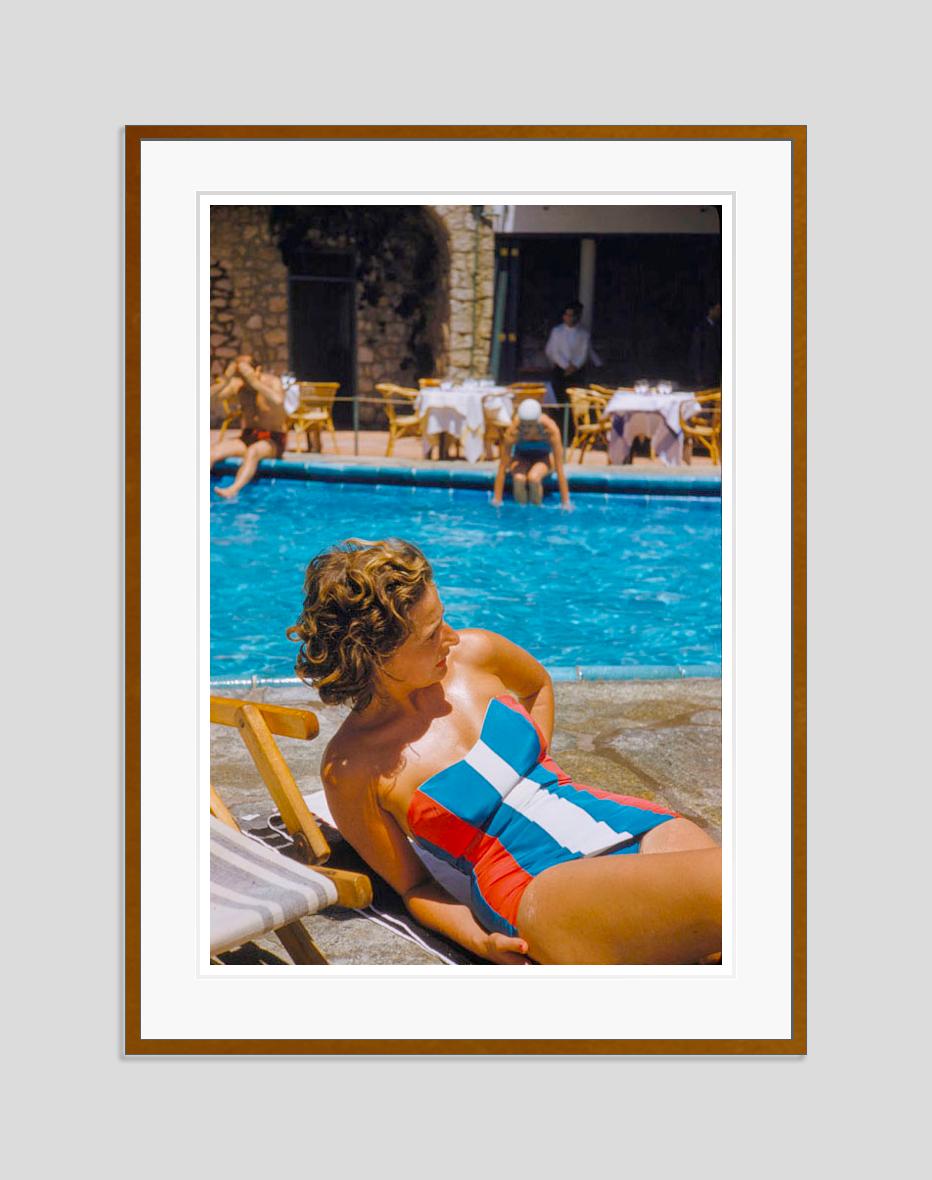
left=545, top=323, right=602, bottom=370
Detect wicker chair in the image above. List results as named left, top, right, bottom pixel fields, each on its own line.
left=376, top=383, right=424, bottom=457
left=287, top=382, right=340, bottom=453
left=481, top=392, right=513, bottom=460
left=217, top=391, right=242, bottom=442
left=508, top=382, right=547, bottom=404
left=567, top=388, right=611, bottom=463
left=680, top=389, right=722, bottom=465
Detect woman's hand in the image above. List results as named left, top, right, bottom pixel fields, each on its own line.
left=482, top=932, right=532, bottom=965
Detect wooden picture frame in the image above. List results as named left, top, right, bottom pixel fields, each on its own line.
left=125, top=125, right=805, bottom=1055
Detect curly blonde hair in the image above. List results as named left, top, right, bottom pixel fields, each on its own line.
left=287, top=538, right=434, bottom=710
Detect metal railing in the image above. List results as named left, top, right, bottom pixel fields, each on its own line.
left=344, top=395, right=575, bottom=457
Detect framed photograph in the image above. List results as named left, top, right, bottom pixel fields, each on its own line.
left=125, top=125, right=805, bottom=1054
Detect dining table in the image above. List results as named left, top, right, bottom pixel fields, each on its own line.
left=417, top=381, right=514, bottom=463
left=604, top=389, right=701, bottom=466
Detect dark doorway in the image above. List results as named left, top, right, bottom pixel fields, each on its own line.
left=285, top=248, right=356, bottom=428
left=493, top=231, right=721, bottom=389
left=493, top=237, right=580, bottom=383
left=272, top=207, right=448, bottom=428
left=288, top=279, right=356, bottom=427
left=593, top=235, right=721, bottom=386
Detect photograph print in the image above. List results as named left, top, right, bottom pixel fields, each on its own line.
left=207, top=201, right=724, bottom=971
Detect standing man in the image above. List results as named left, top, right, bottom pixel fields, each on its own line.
left=689, top=302, right=722, bottom=389
left=545, top=300, right=602, bottom=404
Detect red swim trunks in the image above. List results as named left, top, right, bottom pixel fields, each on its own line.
left=240, top=428, right=286, bottom=458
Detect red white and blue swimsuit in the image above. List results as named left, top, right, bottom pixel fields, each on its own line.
left=406, top=695, right=677, bottom=937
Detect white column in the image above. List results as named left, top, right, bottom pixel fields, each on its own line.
left=578, top=237, right=597, bottom=329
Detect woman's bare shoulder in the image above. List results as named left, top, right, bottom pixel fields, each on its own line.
left=454, top=627, right=544, bottom=688
left=544, top=415, right=563, bottom=440
left=320, top=715, right=431, bottom=896
left=321, top=715, right=372, bottom=794
left=454, top=627, right=507, bottom=661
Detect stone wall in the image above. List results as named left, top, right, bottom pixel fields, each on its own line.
left=210, top=206, right=289, bottom=374
left=209, top=206, right=496, bottom=404
left=430, top=206, right=496, bottom=380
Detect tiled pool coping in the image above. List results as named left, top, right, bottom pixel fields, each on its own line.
left=212, top=456, right=721, bottom=497
left=211, top=665, right=722, bottom=690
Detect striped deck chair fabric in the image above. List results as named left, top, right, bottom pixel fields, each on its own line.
left=210, top=816, right=338, bottom=957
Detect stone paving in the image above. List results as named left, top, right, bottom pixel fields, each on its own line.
left=211, top=678, right=722, bottom=965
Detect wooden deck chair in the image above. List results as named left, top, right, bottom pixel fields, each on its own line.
left=210, top=696, right=371, bottom=964
left=287, top=382, right=341, bottom=454
left=375, top=382, right=424, bottom=456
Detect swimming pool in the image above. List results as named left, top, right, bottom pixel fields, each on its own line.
left=210, top=478, right=721, bottom=681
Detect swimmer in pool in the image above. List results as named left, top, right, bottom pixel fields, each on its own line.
left=492, top=398, right=570, bottom=509
left=287, top=538, right=721, bottom=965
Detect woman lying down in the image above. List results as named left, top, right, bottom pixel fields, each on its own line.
left=287, top=538, right=721, bottom=966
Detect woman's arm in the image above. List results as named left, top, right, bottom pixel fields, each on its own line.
left=459, top=629, right=555, bottom=746
left=491, top=423, right=516, bottom=505
left=548, top=420, right=571, bottom=508
left=322, top=740, right=528, bottom=964
left=404, top=882, right=529, bottom=964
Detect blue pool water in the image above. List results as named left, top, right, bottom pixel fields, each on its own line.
left=210, top=478, right=721, bottom=680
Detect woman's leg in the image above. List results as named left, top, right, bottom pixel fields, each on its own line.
left=214, top=440, right=275, bottom=498
left=526, top=460, right=551, bottom=505
left=210, top=437, right=246, bottom=469
left=509, top=458, right=531, bottom=504
left=639, top=816, right=718, bottom=854
left=516, top=845, right=721, bottom=965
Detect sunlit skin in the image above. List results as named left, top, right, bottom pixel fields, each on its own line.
left=211, top=358, right=287, bottom=499
left=321, top=584, right=721, bottom=965
left=210, top=357, right=245, bottom=404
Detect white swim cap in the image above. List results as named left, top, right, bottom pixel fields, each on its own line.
left=518, top=398, right=542, bottom=422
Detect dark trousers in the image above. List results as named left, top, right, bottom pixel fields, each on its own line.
left=551, top=366, right=588, bottom=405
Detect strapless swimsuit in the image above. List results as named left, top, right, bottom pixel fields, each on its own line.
left=406, top=695, right=677, bottom=937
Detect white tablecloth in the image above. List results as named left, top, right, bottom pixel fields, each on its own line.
left=417, top=383, right=513, bottom=463
left=605, top=390, right=700, bottom=466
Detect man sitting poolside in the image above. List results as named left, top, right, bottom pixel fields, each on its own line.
left=210, top=356, right=288, bottom=499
